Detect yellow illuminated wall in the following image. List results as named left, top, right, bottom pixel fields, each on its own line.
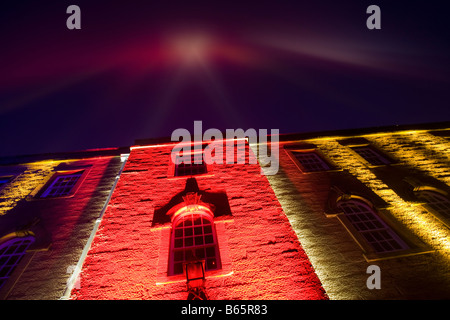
left=0, top=160, right=77, bottom=216
left=265, top=127, right=450, bottom=299
left=311, top=131, right=450, bottom=260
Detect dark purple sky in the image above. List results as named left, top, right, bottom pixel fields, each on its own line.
left=0, top=0, right=449, bottom=157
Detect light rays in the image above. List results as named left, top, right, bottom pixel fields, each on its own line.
left=140, top=31, right=250, bottom=137
left=247, top=30, right=446, bottom=81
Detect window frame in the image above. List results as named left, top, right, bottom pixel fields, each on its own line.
left=332, top=196, right=421, bottom=261
left=0, top=232, right=35, bottom=290
left=415, top=187, right=450, bottom=228
left=287, top=149, right=337, bottom=173
left=174, top=151, right=208, bottom=177
left=168, top=207, right=221, bottom=277
left=336, top=198, right=409, bottom=254
left=349, top=144, right=394, bottom=167
left=36, top=169, right=87, bottom=199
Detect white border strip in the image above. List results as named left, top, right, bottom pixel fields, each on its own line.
left=60, top=154, right=129, bottom=300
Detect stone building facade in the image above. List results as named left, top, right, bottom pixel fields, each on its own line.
left=266, top=124, right=450, bottom=299
left=1, top=122, right=449, bottom=300
left=0, top=148, right=128, bottom=299
left=70, top=138, right=327, bottom=300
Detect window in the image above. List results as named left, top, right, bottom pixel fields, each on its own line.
left=0, top=235, right=35, bottom=289
left=40, top=171, right=83, bottom=198
left=174, top=152, right=207, bottom=177
left=350, top=146, right=391, bottom=166
left=337, top=199, right=408, bottom=254
left=291, top=151, right=331, bottom=172
left=416, top=190, right=450, bottom=218
left=0, top=176, right=13, bottom=191
left=169, top=211, right=221, bottom=276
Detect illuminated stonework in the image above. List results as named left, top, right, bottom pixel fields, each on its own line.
left=1, top=123, right=450, bottom=300
left=71, top=140, right=328, bottom=300
left=0, top=149, right=127, bottom=299
left=264, top=125, right=450, bottom=299
left=0, top=161, right=56, bottom=216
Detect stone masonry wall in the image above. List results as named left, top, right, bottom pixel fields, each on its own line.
left=266, top=129, right=450, bottom=299
left=72, top=142, right=328, bottom=300
left=0, top=155, right=123, bottom=300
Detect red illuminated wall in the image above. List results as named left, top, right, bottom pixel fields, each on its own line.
left=72, top=141, right=328, bottom=300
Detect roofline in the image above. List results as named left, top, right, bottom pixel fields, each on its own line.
left=1, top=121, right=448, bottom=165
left=277, top=121, right=450, bottom=142
left=134, top=121, right=450, bottom=146
left=0, top=146, right=131, bottom=166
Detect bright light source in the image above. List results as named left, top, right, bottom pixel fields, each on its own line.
left=166, top=32, right=213, bottom=66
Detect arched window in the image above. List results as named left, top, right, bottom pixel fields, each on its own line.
left=169, top=209, right=221, bottom=276
left=0, top=234, right=35, bottom=289
left=416, top=189, right=450, bottom=218
left=337, top=199, right=408, bottom=254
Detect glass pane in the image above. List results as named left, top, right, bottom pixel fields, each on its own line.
left=185, top=228, right=193, bottom=237
left=185, top=237, right=193, bottom=247
left=174, top=251, right=184, bottom=262
left=206, top=247, right=215, bottom=258
left=174, top=263, right=183, bottom=275
left=194, top=226, right=203, bottom=235
left=206, top=258, right=217, bottom=270
left=205, top=235, right=214, bottom=244
left=0, top=266, right=12, bottom=277
left=185, top=250, right=194, bottom=261
left=174, top=239, right=183, bottom=248
left=174, top=228, right=183, bottom=238
left=195, top=236, right=204, bottom=245
left=204, top=225, right=212, bottom=234
left=195, top=248, right=205, bottom=259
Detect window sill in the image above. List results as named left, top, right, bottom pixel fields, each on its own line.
left=363, top=247, right=434, bottom=262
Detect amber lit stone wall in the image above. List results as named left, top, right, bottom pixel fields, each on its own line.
left=266, top=129, right=450, bottom=299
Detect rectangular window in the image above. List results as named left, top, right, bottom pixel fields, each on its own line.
left=291, top=151, right=331, bottom=172
left=174, top=152, right=207, bottom=177
left=40, top=171, right=83, bottom=198
left=350, top=146, right=391, bottom=166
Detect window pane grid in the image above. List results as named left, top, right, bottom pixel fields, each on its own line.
left=338, top=201, right=408, bottom=254
left=175, top=153, right=207, bottom=177
left=351, top=146, right=390, bottom=166
left=41, top=173, right=82, bottom=198
left=171, top=213, right=219, bottom=275
left=418, top=191, right=450, bottom=217
left=292, top=151, right=330, bottom=172
left=0, top=237, right=34, bottom=289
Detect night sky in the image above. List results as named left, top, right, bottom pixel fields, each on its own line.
left=0, top=1, right=449, bottom=157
